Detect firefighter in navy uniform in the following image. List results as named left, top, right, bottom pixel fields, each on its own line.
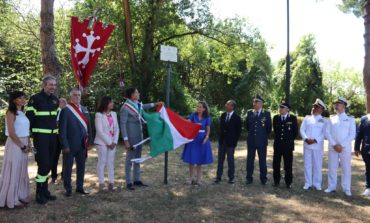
left=272, top=102, right=298, bottom=189
left=26, top=75, right=59, bottom=204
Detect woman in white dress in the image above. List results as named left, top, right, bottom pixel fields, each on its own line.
left=0, top=91, right=31, bottom=209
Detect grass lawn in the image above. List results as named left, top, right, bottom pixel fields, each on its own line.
left=0, top=140, right=369, bottom=223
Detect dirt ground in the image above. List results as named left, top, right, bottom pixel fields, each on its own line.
left=0, top=140, right=369, bottom=223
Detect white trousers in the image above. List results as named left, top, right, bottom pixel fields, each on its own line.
left=304, top=148, right=323, bottom=188
left=327, top=149, right=351, bottom=192
left=96, top=145, right=116, bottom=184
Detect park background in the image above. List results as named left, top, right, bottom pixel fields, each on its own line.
left=0, top=1, right=370, bottom=222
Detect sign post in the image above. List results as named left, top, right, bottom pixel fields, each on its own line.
left=160, top=45, right=178, bottom=184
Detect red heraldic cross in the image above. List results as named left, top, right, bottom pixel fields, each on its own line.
left=70, top=16, right=115, bottom=88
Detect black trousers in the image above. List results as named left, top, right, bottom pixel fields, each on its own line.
left=33, top=133, right=57, bottom=177
left=273, top=147, right=293, bottom=185
left=362, top=151, right=370, bottom=188
left=51, top=138, right=63, bottom=179
left=246, top=144, right=267, bottom=183
left=63, top=148, right=86, bottom=192
left=216, top=142, right=235, bottom=180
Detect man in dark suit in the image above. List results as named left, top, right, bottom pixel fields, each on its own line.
left=354, top=114, right=370, bottom=196
left=215, top=100, right=242, bottom=184
left=245, top=95, right=272, bottom=185
left=59, top=88, right=92, bottom=197
left=272, top=102, right=298, bottom=188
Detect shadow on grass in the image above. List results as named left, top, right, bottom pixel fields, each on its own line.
left=0, top=140, right=369, bottom=222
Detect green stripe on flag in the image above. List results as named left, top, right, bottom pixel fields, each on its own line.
left=142, top=110, right=174, bottom=157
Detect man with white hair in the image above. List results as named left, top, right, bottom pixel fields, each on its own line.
left=59, top=88, right=92, bottom=197
left=325, top=97, right=356, bottom=196
left=300, top=98, right=327, bottom=191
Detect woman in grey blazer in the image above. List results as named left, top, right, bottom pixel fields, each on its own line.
left=120, top=87, right=162, bottom=190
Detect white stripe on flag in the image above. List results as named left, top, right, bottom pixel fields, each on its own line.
left=159, top=106, right=192, bottom=149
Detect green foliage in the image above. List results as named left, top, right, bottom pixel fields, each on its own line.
left=0, top=1, right=42, bottom=107
left=273, top=34, right=324, bottom=116
left=338, top=0, right=367, bottom=17
left=323, top=62, right=365, bottom=117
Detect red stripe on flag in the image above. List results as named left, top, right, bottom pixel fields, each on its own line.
left=157, top=105, right=201, bottom=139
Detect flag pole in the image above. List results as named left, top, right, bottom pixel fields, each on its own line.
left=164, top=62, right=171, bottom=184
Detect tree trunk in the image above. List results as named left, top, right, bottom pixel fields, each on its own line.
left=139, top=0, right=161, bottom=101
left=40, top=0, right=62, bottom=96
left=363, top=1, right=370, bottom=112
left=122, top=0, right=139, bottom=87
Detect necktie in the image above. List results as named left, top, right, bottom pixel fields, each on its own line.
left=226, top=113, right=230, bottom=122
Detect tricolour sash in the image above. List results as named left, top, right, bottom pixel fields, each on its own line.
left=67, top=103, right=89, bottom=155
left=124, top=100, right=146, bottom=123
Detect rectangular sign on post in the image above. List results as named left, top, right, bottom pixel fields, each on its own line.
left=160, top=45, right=177, bottom=185
left=160, top=45, right=178, bottom=62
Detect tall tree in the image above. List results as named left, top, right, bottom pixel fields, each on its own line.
left=338, top=0, right=370, bottom=111
left=40, top=0, right=62, bottom=95
left=274, top=34, right=323, bottom=115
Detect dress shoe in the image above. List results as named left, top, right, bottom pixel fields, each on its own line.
left=19, top=199, right=29, bottom=205
left=272, top=182, right=280, bottom=187
left=228, top=179, right=235, bottom=184
left=134, top=181, right=148, bottom=187
left=261, top=181, right=267, bottom=185
left=51, top=178, right=57, bottom=184
left=303, top=185, right=311, bottom=190
left=214, top=178, right=221, bottom=184
left=246, top=180, right=253, bottom=185
left=14, top=203, right=26, bottom=209
left=99, top=183, right=108, bottom=192
left=362, top=188, right=370, bottom=196
left=344, top=190, right=352, bottom=197
left=64, top=191, right=72, bottom=197
left=127, top=183, right=135, bottom=190
left=286, top=184, right=292, bottom=189
left=108, top=183, right=117, bottom=192
left=324, top=188, right=336, bottom=193
left=76, top=189, right=90, bottom=195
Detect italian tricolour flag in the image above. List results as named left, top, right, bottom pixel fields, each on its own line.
left=131, top=105, right=201, bottom=163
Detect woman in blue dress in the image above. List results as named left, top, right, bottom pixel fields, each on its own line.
left=182, top=101, right=213, bottom=185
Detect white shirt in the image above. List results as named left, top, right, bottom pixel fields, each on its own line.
left=5, top=111, right=30, bottom=137
left=300, top=114, right=326, bottom=150
left=281, top=113, right=288, bottom=121
left=326, top=112, right=356, bottom=151
left=226, top=111, right=234, bottom=122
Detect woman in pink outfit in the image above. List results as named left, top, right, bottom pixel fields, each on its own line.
left=0, top=91, right=31, bottom=209
left=94, top=96, right=119, bottom=192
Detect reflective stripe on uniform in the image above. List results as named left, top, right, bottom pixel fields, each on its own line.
left=26, top=106, right=58, bottom=116
left=26, top=106, right=36, bottom=113
left=35, top=174, right=48, bottom=183
left=32, top=128, right=59, bottom=134
left=34, top=111, right=58, bottom=116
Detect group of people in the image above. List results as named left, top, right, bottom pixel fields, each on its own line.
left=0, top=76, right=370, bottom=209
left=213, top=95, right=370, bottom=198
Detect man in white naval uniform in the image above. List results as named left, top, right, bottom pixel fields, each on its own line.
left=300, top=99, right=327, bottom=190
left=325, top=97, right=356, bottom=196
